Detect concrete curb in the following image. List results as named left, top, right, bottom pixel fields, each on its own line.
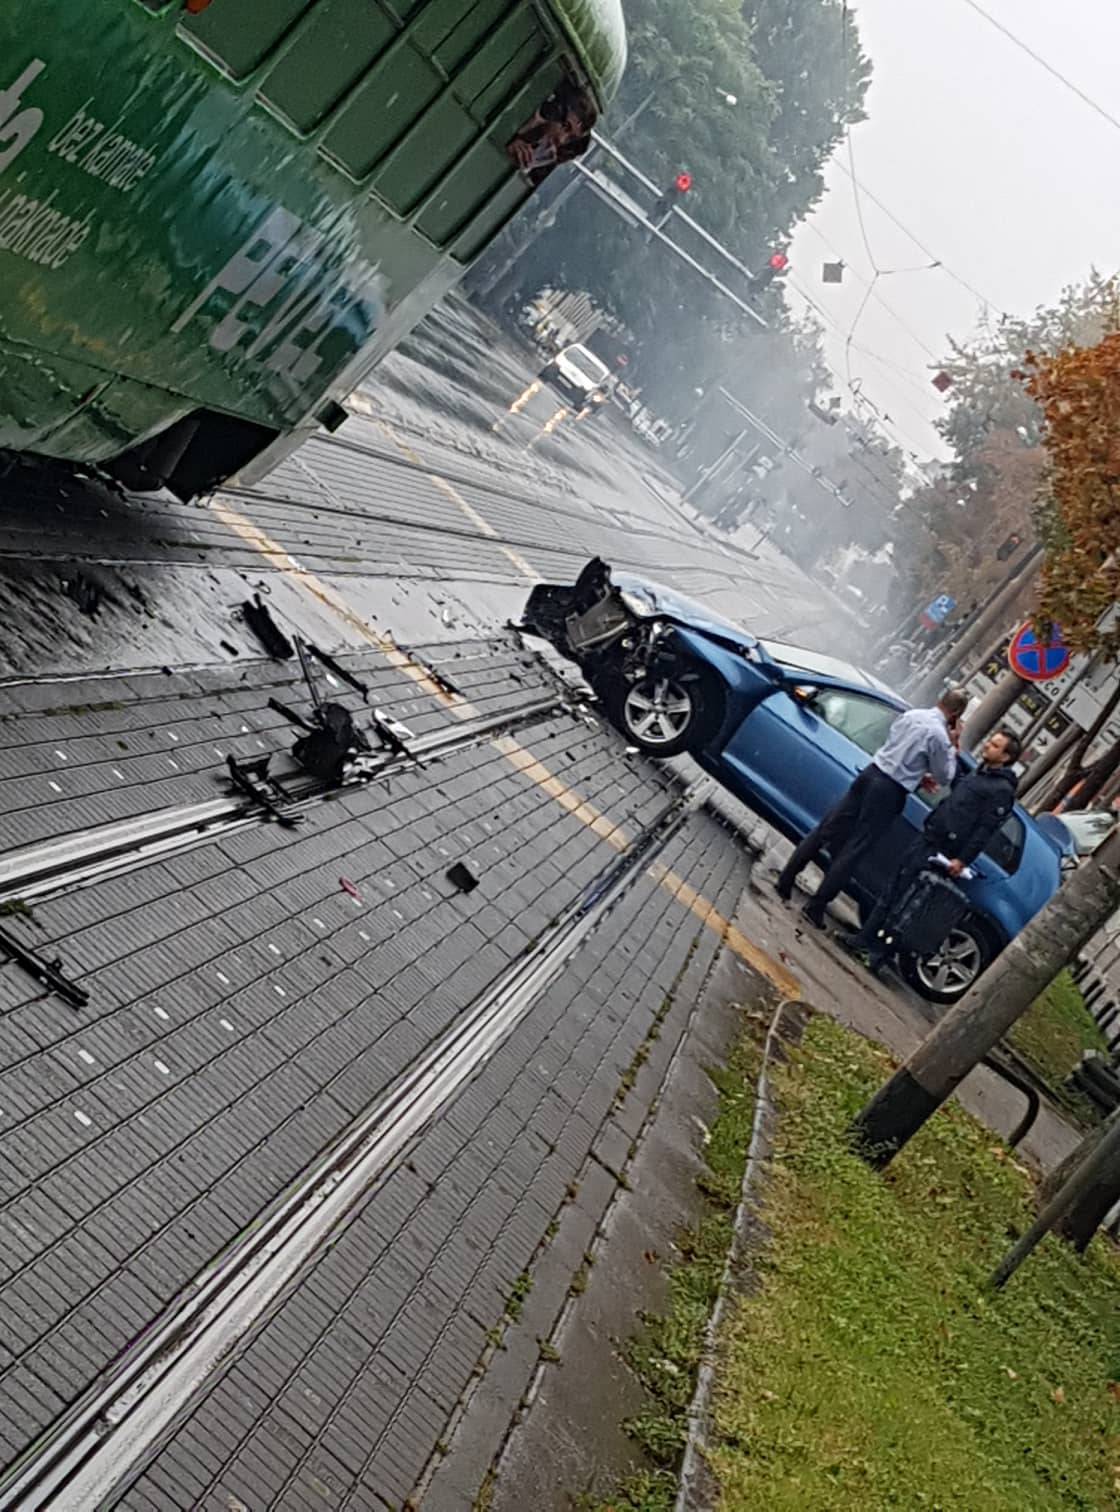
left=673, top=995, right=802, bottom=1512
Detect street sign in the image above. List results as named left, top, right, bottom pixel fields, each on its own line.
left=1008, top=621, right=1070, bottom=683
left=920, top=594, right=956, bottom=630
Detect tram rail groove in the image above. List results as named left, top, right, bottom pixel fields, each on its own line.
left=0, top=694, right=563, bottom=907
left=0, top=778, right=709, bottom=1511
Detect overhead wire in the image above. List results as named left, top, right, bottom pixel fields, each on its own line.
left=955, top=0, right=1120, bottom=136
left=829, top=158, right=1004, bottom=313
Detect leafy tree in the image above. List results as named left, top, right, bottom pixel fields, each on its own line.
left=889, top=276, right=1119, bottom=620
left=1023, top=327, right=1120, bottom=654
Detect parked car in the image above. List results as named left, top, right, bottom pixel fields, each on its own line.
left=522, top=559, right=1069, bottom=1005
left=539, top=344, right=612, bottom=410
left=1049, top=808, right=1117, bottom=857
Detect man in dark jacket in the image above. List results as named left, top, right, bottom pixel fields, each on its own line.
left=839, top=727, right=1021, bottom=971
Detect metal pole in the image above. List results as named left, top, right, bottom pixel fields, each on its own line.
left=961, top=669, right=1027, bottom=752
left=990, top=1112, right=1120, bottom=1287
left=716, top=388, right=851, bottom=508
left=574, top=164, right=768, bottom=327
left=681, top=429, right=751, bottom=502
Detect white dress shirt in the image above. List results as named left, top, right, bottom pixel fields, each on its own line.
left=872, top=706, right=957, bottom=792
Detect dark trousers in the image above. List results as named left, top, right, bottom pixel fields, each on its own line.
left=778, top=764, right=906, bottom=915
left=852, top=834, right=933, bottom=960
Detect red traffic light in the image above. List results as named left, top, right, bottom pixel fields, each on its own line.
left=674, top=172, right=693, bottom=193
left=768, top=252, right=789, bottom=271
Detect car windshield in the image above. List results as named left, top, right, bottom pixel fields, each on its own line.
left=565, top=348, right=608, bottom=384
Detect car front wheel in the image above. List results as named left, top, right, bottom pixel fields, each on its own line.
left=899, top=919, right=993, bottom=1005
left=604, top=671, right=706, bottom=757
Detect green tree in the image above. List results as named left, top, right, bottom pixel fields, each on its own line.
left=484, top=0, right=872, bottom=362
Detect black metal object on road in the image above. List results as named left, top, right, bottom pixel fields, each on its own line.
left=0, top=919, right=88, bottom=1009
left=225, top=754, right=302, bottom=828
left=446, top=861, right=480, bottom=893
left=239, top=594, right=294, bottom=660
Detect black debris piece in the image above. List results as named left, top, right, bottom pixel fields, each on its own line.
left=241, top=594, right=294, bottom=659
left=446, top=861, right=480, bottom=894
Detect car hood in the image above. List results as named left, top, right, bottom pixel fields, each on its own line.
left=610, top=573, right=764, bottom=655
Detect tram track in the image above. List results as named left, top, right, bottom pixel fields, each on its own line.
left=302, top=425, right=762, bottom=567
left=0, top=694, right=563, bottom=908
left=0, top=770, right=710, bottom=1512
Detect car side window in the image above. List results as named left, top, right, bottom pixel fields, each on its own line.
left=811, top=689, right=897, bottom=757
left=985, top=811, right=1025, bottom=873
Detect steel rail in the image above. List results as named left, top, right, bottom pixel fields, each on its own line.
left=0, top=695, right=563, bottom=906
left=1, top=779, right=709, bottom=1511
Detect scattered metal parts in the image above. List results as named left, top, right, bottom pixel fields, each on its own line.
left=369, top=707, right=415, bottom=762
left=292, top=703, right=370, bottom=784
left=61, top=571, right=106, bottom=618
left=302, top=641, right=369, bottom=698
left=0, top=921, right=88, bottom=1009
left=224, top=755, right=302, bottom=828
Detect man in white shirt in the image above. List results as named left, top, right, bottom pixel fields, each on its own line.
left=776, top=688, right=968, bottom=929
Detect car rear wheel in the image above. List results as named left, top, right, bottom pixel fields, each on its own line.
left=604, top=671, right=708, bottom=757
left=899, top=919, right=992, bottom=1005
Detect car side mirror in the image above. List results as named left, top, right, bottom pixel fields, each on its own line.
left=790, top=684, right=816, bottom=704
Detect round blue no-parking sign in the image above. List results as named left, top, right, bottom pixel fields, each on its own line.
left=1008, top=622, right=1070, bottom=683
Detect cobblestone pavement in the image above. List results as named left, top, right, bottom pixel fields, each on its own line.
left=111, top=813, right=747, bottom=1512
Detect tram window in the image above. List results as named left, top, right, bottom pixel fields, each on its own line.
left=322, top=50, right=445, bottom=181
left=451, top=175, right=531, bottom=261
left=420, top=0, right=511, bottom=69
left=181, top=0, right=312, bottom=79
left=258, top=0, right=396, bottom=132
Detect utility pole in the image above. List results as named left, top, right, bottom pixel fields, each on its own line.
left=682, top=433, right=757, bottom=503
left=716, top=389, right=853, bottom=509
left=961, top=669, right=1027, bottom=752
left=849, top=824, right=1120, bottom=1168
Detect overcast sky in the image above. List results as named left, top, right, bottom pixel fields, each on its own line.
left=786, top=0, right=1120, bottom=465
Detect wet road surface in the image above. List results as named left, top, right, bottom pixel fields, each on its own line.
left=0, top=297, right=1069, bottom=1511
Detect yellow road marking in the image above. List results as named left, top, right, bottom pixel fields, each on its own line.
left=212, top=474, right=798, bottom=1001
left=649, top=863, right=801, bottom=999
left=376, top=419, right=543, bottom=585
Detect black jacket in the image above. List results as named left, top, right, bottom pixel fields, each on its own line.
left=924, top=763, right=1018, bottom=866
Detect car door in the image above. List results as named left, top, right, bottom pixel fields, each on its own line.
left=716, top=682, right=899, bottom=837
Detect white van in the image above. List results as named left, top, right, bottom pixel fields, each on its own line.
left=540, top=344, right=612, bottom=410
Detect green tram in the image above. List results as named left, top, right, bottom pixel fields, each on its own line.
left=0, top=0, right=625, bottom=497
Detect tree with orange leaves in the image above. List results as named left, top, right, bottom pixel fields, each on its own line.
left=1022, top=328, right=1120, bottom=654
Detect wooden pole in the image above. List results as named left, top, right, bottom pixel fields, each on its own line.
left=850, top=826, right=1120, bottom=1168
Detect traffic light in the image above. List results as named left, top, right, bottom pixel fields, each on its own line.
left=650, top=172, right=693, bottom=228
left=749, top=251, right=790, bottom=289
left=996, top=531, right=1023, bottom=562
